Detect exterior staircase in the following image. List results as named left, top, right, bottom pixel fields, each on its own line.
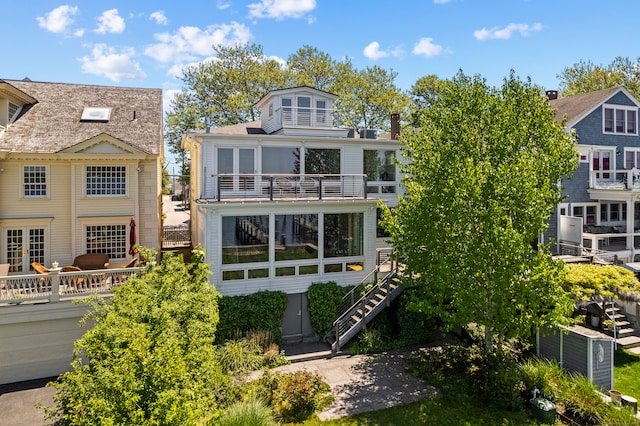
left=324, top=265, right=403, bottom=354
left=603, top=302, right=640, bottom=355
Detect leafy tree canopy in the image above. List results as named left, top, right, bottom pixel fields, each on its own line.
left=166, top=43, right=411, bottom=168
left=382, top=70, right=579, bottom=351
left=49, top=248, right=230, bottom=425
left=557, top=56, right=640, bottom=98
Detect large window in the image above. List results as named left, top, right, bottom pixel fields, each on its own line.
left=86, top=166, right=126, bottom=196
left=324, top=213, right=363, bottom=257
left=221, top=215, right=269, bottom=264
left=86, top=224, right=126, bottom=259
left=23, top=165, right=47, bottom=197
left=262, top=147, right=300, bottom=174
left=364, top=150, right=396, bottom=193
left=275, top=214, right=318, bottom=261
left=604, top=106, right=637, bottom=135
left=305, top=148, right=340, bottom=174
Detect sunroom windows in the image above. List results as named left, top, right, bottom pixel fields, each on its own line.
left=220, top=212, right=363, bottom=281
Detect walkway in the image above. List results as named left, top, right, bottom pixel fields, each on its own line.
left=0, top=344, right=438, bottom=424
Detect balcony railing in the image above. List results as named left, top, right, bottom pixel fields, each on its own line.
left=278, top=106, right=335, bottom=128
left=589, top=170, right=640, bottom=190
left=0, top=266, right=143, bottom=306
left=209, top=174, right=368, bottom=202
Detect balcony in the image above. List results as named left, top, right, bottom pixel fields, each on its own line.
left=589, top=169, right=640, bottom=190
left=206, top=174, right=369, bottom=202
left=0, top=266, right=143, bottom=307
left=278, top=106, right=335, bottom=129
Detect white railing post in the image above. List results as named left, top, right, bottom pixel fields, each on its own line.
left=50, top=267, right=61, bottom=302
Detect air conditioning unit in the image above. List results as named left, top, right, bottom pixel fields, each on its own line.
left=359, top=129, right=376, bottom=139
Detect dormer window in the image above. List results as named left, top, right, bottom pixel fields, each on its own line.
left=81, top=107, right=111, bottom=122
left=603, top=105, right=637, bottom=135
left=8, top=102, right=20, bottom=122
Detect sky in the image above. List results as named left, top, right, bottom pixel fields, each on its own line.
left=4, top=0, right=640, bottom=168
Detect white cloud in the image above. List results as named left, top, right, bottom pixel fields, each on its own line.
left=144, top=22, right=252, bottom=63
left=95, top=9, right=125, bottom=34
left=433, top=0, right=451, bottom=3
left=248, top=0, right=316, bottom=20
left=163, top=88, right=181, bottom=114
left=80, top=44, right=147, bottom=81
left=150, top=11, right=168, bottom=25
left=218, top=0, right=231, bottom=10
left=36, top=5, right=79, bottom=34
left=363, top=42, right=389, bottom=61
left=412, top=38, right=443, bottom=57
left=473, top=22, right=542, bottom=41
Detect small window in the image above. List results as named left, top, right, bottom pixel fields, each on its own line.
left=81, top=107, right=111, bottom=122
left=8, top=102, right=20, bottom=122
left=23, top=165, right=47, bottom=198
left=86, top=166, right=126, bottom=196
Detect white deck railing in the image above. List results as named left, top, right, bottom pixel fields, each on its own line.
left=590, top=169, right=640, bottom=190
left=210, top=174, right=369, bottom=201
left=0, top=266, right=143, bottom=305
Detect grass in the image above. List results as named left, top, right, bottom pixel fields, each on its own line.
left=614, top=348, right=640, bottom=398
left=295, top=394, right=539, bottom=426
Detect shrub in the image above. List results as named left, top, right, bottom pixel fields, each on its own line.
left=216, top=339, right=264, bottom=375
left=271, top=371, right=333, bottom=423
left=307, top=281, right=354, bottom=337
left=217, top=291, right=288, bottom=343
left=214, top=398, right=277, bottom=426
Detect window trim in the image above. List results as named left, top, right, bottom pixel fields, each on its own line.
left=85, top=165, right=127, bottom=197
left=81, top=219, right=129, bottom=261
left=603, top=104, right=638, bottom=135
left=22, top=165, right=48, bottom=199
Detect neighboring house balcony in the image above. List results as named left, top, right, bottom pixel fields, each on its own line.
left=203, top=173, right=376, bottom=202
left=589, top=169, right=640, bottom=191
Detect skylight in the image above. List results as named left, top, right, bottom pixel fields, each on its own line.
left=81, top=107, right=111, bottom=122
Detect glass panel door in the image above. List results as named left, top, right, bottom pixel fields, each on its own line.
left=297, top=96, right=311, bottom=126
left=217, top=147, right=256, bottom=193
left=4, top=227, right=45, bottom=273
left=593, top=150, right=612, bottom=181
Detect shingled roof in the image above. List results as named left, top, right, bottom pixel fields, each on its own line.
left=549, top=86, right=623, bottom=128
left=0, top=79, right=162, bottom=154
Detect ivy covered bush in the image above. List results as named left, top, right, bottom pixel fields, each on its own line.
left=307, top=281, right=354, bottom=337
left=216, top=290, right=288, bottom=343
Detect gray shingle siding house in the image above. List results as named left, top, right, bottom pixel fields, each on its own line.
left=546, top=87, right=640, bottom=262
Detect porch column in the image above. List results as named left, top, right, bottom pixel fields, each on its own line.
left=628, top=199, right=635, bottom=259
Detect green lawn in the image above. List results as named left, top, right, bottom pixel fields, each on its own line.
left=297, top=395, right=539, bottom=426
left=614, top=348, right=640, bottom=398
left=283, top=346, right=640, bottom=426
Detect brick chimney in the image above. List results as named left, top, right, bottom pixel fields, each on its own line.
left=390, top=113, right=400, bottom=140
left=546, top=90, right=558, bottom=101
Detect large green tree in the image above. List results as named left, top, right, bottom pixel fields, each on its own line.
left=557, top=56, right=640, bottom=98
left=49, top=248, right=229, bottom=425
left=165, top=43, right=410, bottom=170
left=382, top=71, right=579, bottom=351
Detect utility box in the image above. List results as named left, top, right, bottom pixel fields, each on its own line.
left=537, top=325, right=614, bottom=391
left=530, top=398, right=557, bottom=424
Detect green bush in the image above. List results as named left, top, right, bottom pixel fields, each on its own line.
left=214, top=398, right=276, bottom=426
left=216, top=339, right=264, bottom=375
left=307, top=281, right=354, bottom=337
left=245, top=370, right=333, bottom=423
left=217, top=291, right=288, bottom=343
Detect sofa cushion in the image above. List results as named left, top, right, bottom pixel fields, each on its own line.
left=73, top=253, right=110, bottom=270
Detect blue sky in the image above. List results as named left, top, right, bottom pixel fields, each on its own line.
left=4, top=0, right=640, bottom=167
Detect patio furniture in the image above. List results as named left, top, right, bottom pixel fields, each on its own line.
left=0, top=263, right=9, bottom=296
left=60, top=265, right=85, bottom=289
left=73, top=253, right=109, bottom=270
left=31, top=262, right=50, bottom=274
left=120, top=257, right=138, bottom=268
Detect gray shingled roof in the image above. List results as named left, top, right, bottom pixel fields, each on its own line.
left=549, top=86, right=621, bottom=128
left=0, top=79, right=162, bottom=154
